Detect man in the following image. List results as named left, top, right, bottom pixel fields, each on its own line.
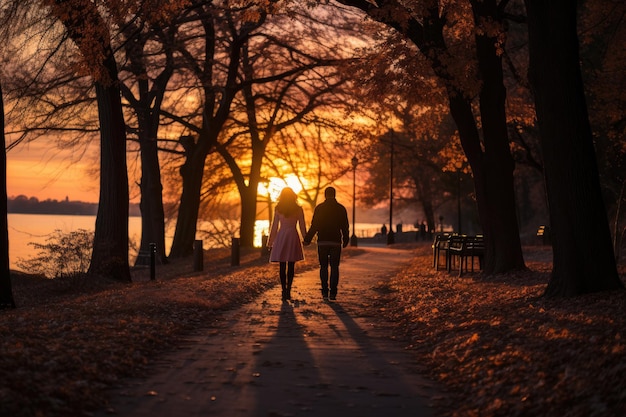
left=303, top=187, right=350, bottom=300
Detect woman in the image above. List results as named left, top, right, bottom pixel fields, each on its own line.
left=267, top=187, right=307, bottom=301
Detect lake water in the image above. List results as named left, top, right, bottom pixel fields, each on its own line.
left=7, top=214, right=141, bottom=270
left=7, top=213, right=391, bottom=270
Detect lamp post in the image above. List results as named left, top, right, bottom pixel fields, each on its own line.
left=387, top=130, right=395, bottom=245
left=455, top=160, right=464, bottom=234
left=350, top=156, right=358, bottom=247
left=457, top=168, right=462, bottom=234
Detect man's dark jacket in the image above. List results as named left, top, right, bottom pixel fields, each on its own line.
left=304, top=197, right=349, bottom=246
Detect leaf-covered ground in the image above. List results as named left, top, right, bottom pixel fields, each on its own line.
left=0, top=246, right=348, bottom=417
left=374, top=245, right=626, bottom=417
left=1, top=244, right=625, bottom=417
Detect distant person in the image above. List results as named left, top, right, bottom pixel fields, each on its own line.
left=267, top=187, right=307, bottom=301
left=303, top=187, right=349, bottom=301
left=381, top=224, right=387, bottom=236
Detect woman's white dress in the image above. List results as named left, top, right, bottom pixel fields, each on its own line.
left=267, top=207, right=306, bottom=263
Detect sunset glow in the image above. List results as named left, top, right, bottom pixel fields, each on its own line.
left=257, top=175, right=304, bottom=202
left=7, top=143, right=100, bottom=202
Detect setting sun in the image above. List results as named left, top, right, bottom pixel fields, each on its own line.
left=258, top=175, right=304, bottom=201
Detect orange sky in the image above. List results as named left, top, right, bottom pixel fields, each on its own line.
left=6, top=138, right=363, bottom=211
left=6, top=140, right=100, bottom=203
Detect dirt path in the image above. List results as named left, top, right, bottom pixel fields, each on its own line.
left=97, top=246, right=440, bottom=417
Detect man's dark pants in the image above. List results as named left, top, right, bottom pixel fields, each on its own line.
left=317, top=244, right=342, bottom=297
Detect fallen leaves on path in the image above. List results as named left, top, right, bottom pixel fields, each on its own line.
left=372, top=245, right=626, bottom=417
left=2, top=244, right=625, bottom=417
left=0, top=246, right=330, bottom=417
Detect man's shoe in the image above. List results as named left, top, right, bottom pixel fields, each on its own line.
left=329, top=294, right=336, bottom=300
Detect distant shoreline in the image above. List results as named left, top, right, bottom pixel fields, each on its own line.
left=7, top=195, right=141, bottom=217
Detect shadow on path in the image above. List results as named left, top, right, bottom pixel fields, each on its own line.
left=96, top=246, right=439, bottom=417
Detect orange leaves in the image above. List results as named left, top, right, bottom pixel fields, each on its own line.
left=467, top=332, right=480, bottom=344
left=373, top=244, right=626, bottom=416
left=0, top=246, right=329, bottom=417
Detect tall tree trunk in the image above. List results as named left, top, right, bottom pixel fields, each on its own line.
left=121, top=24, right=170, bottom=267
left=448, top=90, right=524, bottom=274
left=88, top=75, right=130, bottom=280
left=239, top=186, right=258, bottom=248
left=228, top=145, right=264, bottom=249
left=416, top=174, right=436, bottom=234
left=470, top=0, right=525, bottom=273
left=169, top=136, right=207, bottom=258
left=137, top=131, right=167, bottom=265
left=134, top=91, right=167, bottom=265
left=0, top=81, right=15, bottom=309
left=50, top=0, right=130, bottom=280
left=525, top=0, right=622, bottom=296
left=168, top=6, right=259, bottom=257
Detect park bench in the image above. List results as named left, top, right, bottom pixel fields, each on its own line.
left=432, top=233, right=451, bottom=270
left=447, top=235, right=485, bottom=277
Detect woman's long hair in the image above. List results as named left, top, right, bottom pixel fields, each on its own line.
left=275, top=187, right=300, bottom=217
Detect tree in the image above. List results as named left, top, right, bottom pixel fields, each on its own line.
left=524, top=0, right=623, bottom=296
left=216, top=8, right=355, bottom=248
left=116, top=7, right=181, bottom=266
left=0, top=79, right=15, bottom=309
left=578, top=0, right=626, bottom=261
left=165, top=2, right=267, bottom=258
left=45, top=0, right=130, bottom=280
left=1, top=1, right=28, bottom=308
left=360, top=118, right=462, bottom=234
left=344, top=41, right=463, bottom=233
left=337, top=0, right=526, bottom=274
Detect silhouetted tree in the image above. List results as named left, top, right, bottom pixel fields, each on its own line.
left=117, top=7, right=181, bottom=266
left=0, top=79, right=15, bottom=309
left=337, top=0, right=525, bottom=274
left=46, top=0, right=130, bottom=280
left=524, top=0, right=623, bottom=296
left=1, top=1, right=23, bottom=307
left=217, top=8, right=355, bottom=248
left=166, top=2, right=267, bottom=257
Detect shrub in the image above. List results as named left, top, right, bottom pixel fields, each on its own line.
left=16, top=229, right=93, bottom=278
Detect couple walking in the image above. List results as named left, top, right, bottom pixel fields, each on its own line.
left=267, top=186, right=349, bottom=301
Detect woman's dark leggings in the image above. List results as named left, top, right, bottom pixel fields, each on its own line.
left=279, top=261, right=295, bottom=290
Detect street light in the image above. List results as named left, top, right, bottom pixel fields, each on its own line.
left=387, top=130, right=395, bottom=245
left=350, top=156, right=358, bottom=247
left=457, top=168, right=462, bottom=234
left=455, top=160, right=463, bottom=234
